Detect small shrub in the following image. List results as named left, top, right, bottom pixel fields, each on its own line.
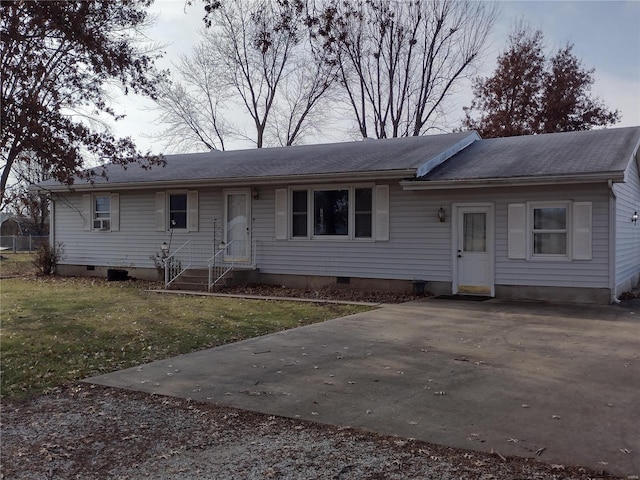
left=33, top=242, right=64, bottom=275
left=150, top=251, right=166, bottom=280
left=150, top=251, right=182, bottom=282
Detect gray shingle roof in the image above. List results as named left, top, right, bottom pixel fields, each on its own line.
left=421, top=127, right=640, bottom=182
left=43, top=132, right=475, bottom=188
left=38, top=127, right=640, bottom=191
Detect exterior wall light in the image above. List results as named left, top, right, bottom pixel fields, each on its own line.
left=161, top=241, right=169, bottom=254
left=437, top=207, right=446, bottom=223
left=633, top=211, right=638, bottom=224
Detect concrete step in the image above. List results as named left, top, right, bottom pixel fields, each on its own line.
left=166, top=267, right=259, bottom=292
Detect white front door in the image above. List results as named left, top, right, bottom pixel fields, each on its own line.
left=224, top=189, right=251, bottom=262
left=454, top=205, right=494, bottom=296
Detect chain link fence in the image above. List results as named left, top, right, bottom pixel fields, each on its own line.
left=0, top=235, right=49, bottom=253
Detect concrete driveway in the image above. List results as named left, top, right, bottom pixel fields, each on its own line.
left=86, top=298, right=640, bottom=476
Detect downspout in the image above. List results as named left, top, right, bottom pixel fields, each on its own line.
left=608, top=179, right=620, bottom=304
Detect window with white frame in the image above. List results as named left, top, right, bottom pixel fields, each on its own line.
left=155, top=191, right=198, bottom=232
left=507, top=201, right=592, bottom=261
left=84, top=193, right=118, bottom=232
left=290, top=186, right=374, bottom=239
left=93, top=195, right=111, bottom=230
left=531, top=204, right=568, bottom=256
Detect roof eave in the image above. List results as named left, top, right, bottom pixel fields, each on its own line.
left=37, top=169, right=417, bottom=193
left=400, top=172, right=626, bottom=191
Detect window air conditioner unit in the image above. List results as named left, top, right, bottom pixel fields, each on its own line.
left=94, top=219, right=110, bottom=230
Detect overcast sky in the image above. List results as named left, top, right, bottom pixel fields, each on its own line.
left=110, top=0, right=640, bottom=154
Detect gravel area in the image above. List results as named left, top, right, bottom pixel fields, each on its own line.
left=1, top=384, right=622, bottom=479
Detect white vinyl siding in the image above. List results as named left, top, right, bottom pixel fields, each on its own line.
left=55, top=189, right=220, bottom=269
left=258, top=183, right=451, bottom=280
left=572, top=202, right=592, bottom=260
left=498, top=187, right=607, bottom=289
left=53, top=183, right=610, bottom=292
left=82, top=194, right=91, bottom=231
left=374, top=185, right=390, bottom=241
left=110, top=193, right=120, bottom=232
left=156, top=192, right=166, bottom=232
left=187, top=190, right=199, bottom=232
left=274, top=189, right=287, bottom=240
left=507, top=204, right=525, bottom=259
left=613, top=158, right=640, bottom=294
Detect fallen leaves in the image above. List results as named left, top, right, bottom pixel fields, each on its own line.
left=1, top=384, right=619, bottom=480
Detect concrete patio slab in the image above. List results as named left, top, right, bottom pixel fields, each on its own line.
left=86, top=298, right=640, bottom=476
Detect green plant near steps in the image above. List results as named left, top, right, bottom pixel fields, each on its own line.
left=33, top=242, right=64, bottom=275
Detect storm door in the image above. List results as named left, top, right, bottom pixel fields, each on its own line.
left=223, top=189, right=251, bottom=262
left=454, top=205, right=494, bottom=296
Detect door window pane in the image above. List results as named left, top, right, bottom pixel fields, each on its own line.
left=463, top=212, right=486, bottom=252
left=227, top=193, right=248, bottom=258
left=314, top=190, right=348, bottom=236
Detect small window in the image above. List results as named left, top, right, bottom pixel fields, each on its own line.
left=292, top=190, right=308, bottom=237
left=532, top=206, right=567, bottom=255
left=354, top=188, right=372, bottom=238
left=169, top=193, right=187, bottom=229
left=93, top=195, right=110, bottom=230
left=314, top=189, right=349, bottom=236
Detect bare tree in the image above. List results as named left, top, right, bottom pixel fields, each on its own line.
left=269, top=46, right=338, bottom=146
left=155, top=44, right=230, bottom=152
left=185, top=0, right=301, bottom=149
left=313, top=0, right=499, bottom=138
left=156, top=0, right=337, bottom=151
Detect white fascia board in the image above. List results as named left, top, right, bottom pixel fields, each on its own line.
left=415, top=132, right=480, bottom=178
left=400, top=172, right=625, bottom=190
left=37, top=169, right=416, bottom=193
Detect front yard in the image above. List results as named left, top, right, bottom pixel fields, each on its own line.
left=0, top=254, right=368, bottom=399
